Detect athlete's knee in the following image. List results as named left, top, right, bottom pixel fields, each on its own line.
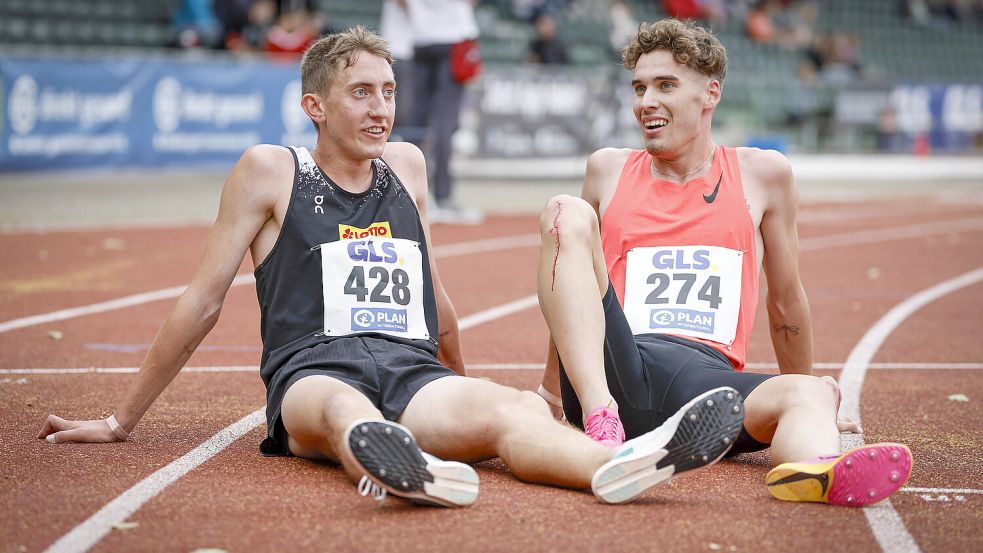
left=517, top=389, right=552, bottom=418
left=777, top=375, right=838, bottom=413
left=490, top=389, right=552, bottom=428
left=318, top=389, right=376, bottom=430
left=539, top=195, right=597, bottom=243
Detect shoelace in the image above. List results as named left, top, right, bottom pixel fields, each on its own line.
left=358, top=475, right=386, bottom=502
left=585, top=410, right=624, bottom=443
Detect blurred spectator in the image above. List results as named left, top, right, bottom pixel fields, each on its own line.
left=511, top=0, right=573, bottom=22
left=878, top=105, right=906, bottom=152
left=609, top=0, right=638, bottom=58
left=802, top=31, right=863, bottom=85
left=527, top=14, right=570, bottom=64
left=786, top=59, right=819, bottom=126
left=771, top=0, right=816, bottom=49
left=215, top=0, right=276, bottom=51
left=264, top=5, right=317, bottom=56
left=173, top=0, right=223, bottom=48
left=899, top=0, right=983, bottom=28
left=381, top=0, right=417, bottom=130
left=745, top=0, right=778, bottom=43
left=405, top=0, right=483, bottom=223
left=663, top=0, right=727, bottom=27
left=277, top=0, right=333, bottom=34
left=745, top=1, right=817, bottom=49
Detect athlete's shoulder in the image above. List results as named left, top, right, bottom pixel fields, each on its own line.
left=735, top=147, right=793, bottom=188
left=382, top=141, right=425, bottom=172
left=583, top=148, right=633, bottom=209
left=381, top=141, right=427, bottom=201
left=235, top=144, right=295, bottom=179
left=586, top=147, right=634, bottom=172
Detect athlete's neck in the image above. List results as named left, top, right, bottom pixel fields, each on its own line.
left=310, top=148, right=375, bottom=194
left=649, top=141, right=716, bottom=183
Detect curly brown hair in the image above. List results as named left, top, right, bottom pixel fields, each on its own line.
left=621, top=18, right=727, bottom=83
left=301, top=26, right=393, bottom=96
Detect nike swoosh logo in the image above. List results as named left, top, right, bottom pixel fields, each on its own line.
left=768, top=470, right=830, bottom=497
left=703, top=174, right=722, bottom=203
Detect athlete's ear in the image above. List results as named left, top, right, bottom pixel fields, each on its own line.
left=705, top=79, right=722, bottom=109
left=301, top=92, right=327, bottom=125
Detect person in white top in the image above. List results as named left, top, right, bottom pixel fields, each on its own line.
left=403, top=0, right=482, bottom=223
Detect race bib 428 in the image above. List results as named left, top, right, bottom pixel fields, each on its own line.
left=318, top=238, right=429, bottom=340
left=623, top=246, right=742, bottom=345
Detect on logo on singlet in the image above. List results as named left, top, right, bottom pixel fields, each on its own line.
left=338, top=222, right=391, bottom=240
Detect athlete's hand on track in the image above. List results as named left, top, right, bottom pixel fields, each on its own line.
left=37, top=415, right=121, bottom=444
left=820, top=375, right=861, bottom=433
left=836, top=416, right=863, bottom=434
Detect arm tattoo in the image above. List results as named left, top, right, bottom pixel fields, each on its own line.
left=774, top=324, right=800, bottom=342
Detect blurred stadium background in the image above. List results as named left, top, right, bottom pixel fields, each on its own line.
left=0, top=0, right=981, bottom=225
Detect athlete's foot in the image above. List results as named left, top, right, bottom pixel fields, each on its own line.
left=591, top=387, right=745, bottom=504
left=344, top=420, right=479, bottom=507
left=766, top=443, right=912, bottom=507
left=584, top=406, right=626, bottom=446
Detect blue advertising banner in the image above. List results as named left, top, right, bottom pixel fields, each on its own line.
left=1, top=56, right=316, bottom=171
left=1, top=55, right=980, bottom=171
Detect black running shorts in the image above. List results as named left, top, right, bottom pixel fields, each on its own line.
left=559, top=283, right=775, bottom=456
left=262, top=335, right=456, bottom=456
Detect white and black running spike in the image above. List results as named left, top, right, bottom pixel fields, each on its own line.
left=655, top=387, right=745, bottom=475
left=344, top=420, right=479, bottom=508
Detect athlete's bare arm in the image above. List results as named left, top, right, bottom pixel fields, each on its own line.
left=384, top=141, right=466, bottom=376
left=745, top=148, right=814, bottom=375
left=38, top=145, right=288, bottom=443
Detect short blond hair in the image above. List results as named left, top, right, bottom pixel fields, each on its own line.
left=301, top=26, right=393, bottom=95
left=621, top=18, right=727, bottom=83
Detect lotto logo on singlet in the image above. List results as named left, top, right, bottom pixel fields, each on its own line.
left=338, top=222, right=392, bottom=240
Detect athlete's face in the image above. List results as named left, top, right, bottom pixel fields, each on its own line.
left=631, top=50, right=719, bottom=156
left=306, top=53, right=395, bottom=161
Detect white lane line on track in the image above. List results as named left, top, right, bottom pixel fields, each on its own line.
left=838, top=267, right=983, bottom=553
left=901, top=488, right=983, bottom=495
left=7, top=362, right=982, bottom=375
left=40, top=293, right=539, bottom=553
left=7, top=216, right=983, bottom=336
left=0, top=274, right=252, bottom=335
left=43, top=409, right=266, bottom=553
left=0, top=234, right=541, bottom=335
left=798, top=217, right=983, bottom=252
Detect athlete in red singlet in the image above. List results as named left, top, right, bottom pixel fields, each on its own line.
left=602, top=146, right=758, bottom=370
left=535, top=18, right=913, bottom=507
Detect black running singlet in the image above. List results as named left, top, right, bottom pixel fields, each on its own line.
left=255, top=147, right=439, bottom=391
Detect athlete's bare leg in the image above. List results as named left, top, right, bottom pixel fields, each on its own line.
left=398, top=376, right=613, bottom=488
left=742, top=374, right=841, bottom=465
left=537, top=195, right=615, bottom=417
left=280, top=375, right=385, bottom=482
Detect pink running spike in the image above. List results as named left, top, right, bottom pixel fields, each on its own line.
left=584, top=407, right=626, bottom=447
left=826, top=443, right=913, bottom=507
